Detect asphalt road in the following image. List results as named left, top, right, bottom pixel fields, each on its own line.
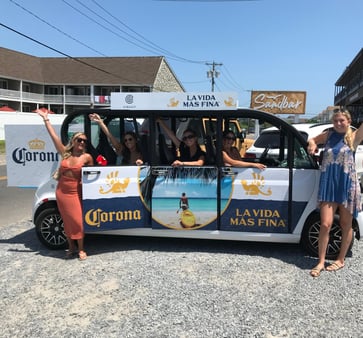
left=0, top=163, right=36, bottom=227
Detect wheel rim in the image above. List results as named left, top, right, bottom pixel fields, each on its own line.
left=327, top=223, right=343, bottom=256
left=308, top=219, right=341, bottom=257
left=40, top=214, right=67, bottom=247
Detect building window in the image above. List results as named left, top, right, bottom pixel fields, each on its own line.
left=0, top=79, right=8, bottom=89
left=23, top=83, right=31, bottom=92
left=46, top=86, right=63, bottom=95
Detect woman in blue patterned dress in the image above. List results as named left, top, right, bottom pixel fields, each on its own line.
left=307, top=109, right=363, bottom=277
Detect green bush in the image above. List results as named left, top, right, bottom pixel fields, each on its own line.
left=0, top=140, right=5, bottom=154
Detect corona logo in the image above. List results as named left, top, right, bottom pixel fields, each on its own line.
left=167, top=97, right=179, bottom=107
left=85, top=208, right=142, bottom=227
left=241, top=172, right=272, bottom=196
left=28, top=138, right=45, bottom=150
left=99, top=170, right=130, bottom=194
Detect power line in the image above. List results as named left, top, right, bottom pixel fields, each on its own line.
left=5, top=0, right=214, bottom=92
left=0, top=22, right=150, bottom=86
left=90, top=0, right=206, bottom=64
left=61, top=0, right=163, bottom=57
left=5, top=0, right=186, bottom=91
left=9, top=0, right=107, bottom=57
left=206, top=61, right=222, bottom=92
left=2, top=2, right=227, bottom=93
left=63, top=0, right=207, bottom=64
left=222, top=65, right=245, bottom=91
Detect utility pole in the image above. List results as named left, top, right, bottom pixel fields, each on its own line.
left=206, top=61, right=222, bottom=92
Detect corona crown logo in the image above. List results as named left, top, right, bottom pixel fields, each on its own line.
left=28, top=138, right=45, bottom=150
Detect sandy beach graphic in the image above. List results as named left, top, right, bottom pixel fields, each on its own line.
left=152, top=210, right=216, bottom=229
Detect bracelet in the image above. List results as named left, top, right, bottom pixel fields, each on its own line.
left=43, top=119, right=49, bottom=122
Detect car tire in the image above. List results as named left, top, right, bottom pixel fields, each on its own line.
left=301, top=212, right=354, bottom=259
left=35, top=207, right=67, bottom=250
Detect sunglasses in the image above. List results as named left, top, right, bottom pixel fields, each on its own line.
left=76, top=137, right=87, bottom=143
left=124, top=137, right=134, bottom=142
left=224, top=136, right=236, bottom=141
left=182, top=134, right=195, bottom=141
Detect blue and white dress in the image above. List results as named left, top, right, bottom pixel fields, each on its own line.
left=318, top=130, right=361, bottom=217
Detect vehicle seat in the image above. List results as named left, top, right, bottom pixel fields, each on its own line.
left=96, top=132, right=117, bottom=165
left=204, top=135, right=216, bottom=165
left=158, top=133, right=175, bottom=165
left=140, top=134, right=151, bottom=164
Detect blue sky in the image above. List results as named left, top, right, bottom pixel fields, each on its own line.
left=1, top=0, right=362, bottom=117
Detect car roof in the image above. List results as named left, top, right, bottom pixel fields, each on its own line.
left=261, top=123, right=333, bottom=139
left=291, top=123, right=333, bottom=138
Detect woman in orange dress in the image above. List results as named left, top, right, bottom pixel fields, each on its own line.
left=37, top=109, right=94, bottom=260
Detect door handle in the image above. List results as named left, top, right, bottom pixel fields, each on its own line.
left=83, top=170, right=101, bottom=175
left=221, top=168, right=236, bottom=176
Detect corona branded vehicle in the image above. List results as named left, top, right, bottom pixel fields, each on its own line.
left=32, top=92, right=363, bottom=258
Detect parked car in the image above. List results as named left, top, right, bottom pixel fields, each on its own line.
left=245, top=123, right=363, bottom=183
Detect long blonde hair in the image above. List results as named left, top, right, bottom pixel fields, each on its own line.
left=332, top=108, right=354, bottom=150
left=63, top=132, right=87, bottom=159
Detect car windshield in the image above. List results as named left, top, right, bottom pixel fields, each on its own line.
left=254, top=130, right=309, bottom=149
left=254, top=132, right=285, bottom=149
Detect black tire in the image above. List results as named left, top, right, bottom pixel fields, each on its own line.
left=301, top=212, right=354, bottom=259
left=35, top=207, right=67, bottom=250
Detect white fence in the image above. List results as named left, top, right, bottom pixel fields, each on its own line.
left=0, top=112, right=66, bottom=140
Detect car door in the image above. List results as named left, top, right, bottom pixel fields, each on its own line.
left=61, top=110, right=152, bottom=232
left=82, top=165, right=150, bottom=231
left=220, top=114, right=318, bottom=234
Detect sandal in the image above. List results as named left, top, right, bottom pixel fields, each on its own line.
left=79, top=251, right=87, bottom=261
left=310, top=266, right=324, bottom=278
left=326, top=262, right=344, bottom=272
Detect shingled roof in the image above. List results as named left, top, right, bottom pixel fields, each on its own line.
left=0, top=47, right=176, bottom=87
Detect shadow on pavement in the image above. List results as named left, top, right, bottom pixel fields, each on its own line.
left=0, top=223, right=322, bottom=269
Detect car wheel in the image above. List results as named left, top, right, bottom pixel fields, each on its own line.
left=301, top=212, right=353, bottom=259
left=35, top=207, right=67, bottom=250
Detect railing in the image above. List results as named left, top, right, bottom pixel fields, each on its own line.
left=0, top=89, right=98, bottom=105
left=0, top=88, right=21, bottom=100
left=64, top=95, right=91, bottom=104
left=22, top=92, right=46, bottom=102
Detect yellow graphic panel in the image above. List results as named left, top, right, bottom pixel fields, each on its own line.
left=224, top=96, right=237, bottom=107
left=99, top=170, right=130, bottom=194
left=241, top=172, right=272, bottom=196
left=167, top=98, right=179, bottom=107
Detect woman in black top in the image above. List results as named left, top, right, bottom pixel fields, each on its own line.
left=157, top=119, right=205, bottom=166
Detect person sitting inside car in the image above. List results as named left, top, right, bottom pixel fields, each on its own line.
left=157, top=118, right=205, bottom=167
left=89, top=113, right=143, bottom=166
left=222, top=130, right=266, bottom=169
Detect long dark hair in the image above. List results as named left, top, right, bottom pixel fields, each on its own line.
left=121, top=131, right=142, bottom=165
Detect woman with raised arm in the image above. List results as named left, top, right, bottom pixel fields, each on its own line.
left=37, top=109, right=94, bottom=261
left=89, top=113, right=143, bottom=165
left=307, top=108, right=363, bottom=277
left=157, top=118, right=205, bottom=166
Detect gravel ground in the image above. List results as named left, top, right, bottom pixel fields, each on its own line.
left=0, top=220, right=362, bottom=338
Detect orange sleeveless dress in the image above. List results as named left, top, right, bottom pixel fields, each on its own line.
left=56, top=160, right=84, bottom=240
